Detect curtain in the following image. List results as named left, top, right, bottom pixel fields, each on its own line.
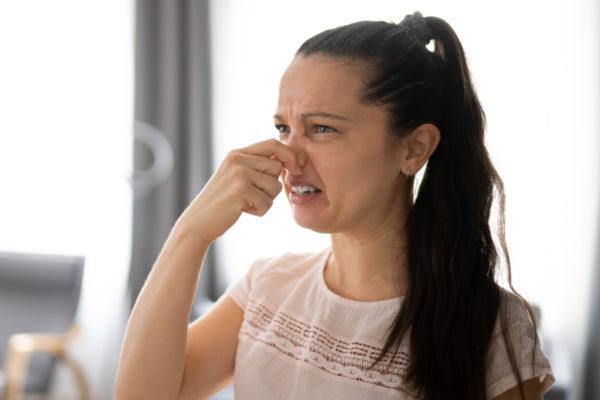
left=129, top=0, right=217, bottom=316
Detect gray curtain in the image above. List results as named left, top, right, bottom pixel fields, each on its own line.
left=129, top=0, right=218, bottom=315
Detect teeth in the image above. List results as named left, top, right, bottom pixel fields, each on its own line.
left=291, top=186, right=319, bottom=195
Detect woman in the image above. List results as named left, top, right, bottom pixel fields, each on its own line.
left=116, top=12, right=555, bottom=400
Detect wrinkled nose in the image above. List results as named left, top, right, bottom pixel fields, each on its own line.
left=286, top=135, right=308, bottom=170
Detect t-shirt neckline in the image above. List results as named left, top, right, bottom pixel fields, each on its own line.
left=317, top=246, right=404, bottom=308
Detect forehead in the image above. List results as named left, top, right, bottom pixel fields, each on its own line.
left=277, top=55, right=365, bottom=117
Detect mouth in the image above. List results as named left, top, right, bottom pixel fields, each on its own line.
left=288, top=185, right=322, bottom=206
left=291, top=186, right=322, bottom=195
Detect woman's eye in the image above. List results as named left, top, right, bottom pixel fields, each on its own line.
left=275, top=125, right=290, bottom=142
left=316, top=125, right=334, bottom=133
left=275, top=125, right=289, bottom=133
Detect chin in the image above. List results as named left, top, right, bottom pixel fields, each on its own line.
left=284, top=187, right=335, bottom=233
left=291, top=209, right=334, bottom=234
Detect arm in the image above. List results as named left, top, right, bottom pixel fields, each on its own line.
left=114, top=139, right=299, bottom=400
left=178, top=294, right=244, bottom=399
left=490, top=378, right=543, bottom=400
left=114, top=226, right=212, bottom=400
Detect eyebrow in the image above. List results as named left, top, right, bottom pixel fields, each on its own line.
left=273, top=112, right=350, bottom=122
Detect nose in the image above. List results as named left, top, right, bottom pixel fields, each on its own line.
left=286, top=133, right=308, bottom=170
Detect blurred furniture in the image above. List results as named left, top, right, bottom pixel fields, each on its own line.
left=0, top=251, right=89, bottom=400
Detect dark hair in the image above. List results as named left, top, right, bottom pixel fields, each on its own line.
left=297, top=13, right=538, bottom=400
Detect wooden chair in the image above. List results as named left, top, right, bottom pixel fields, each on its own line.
left=0, top=252, right=90, bottom=400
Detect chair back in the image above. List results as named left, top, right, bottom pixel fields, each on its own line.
left=0, top=251, right=84, bottom=392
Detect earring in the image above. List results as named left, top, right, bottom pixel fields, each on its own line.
left=406, top=167, right=411, bottom=178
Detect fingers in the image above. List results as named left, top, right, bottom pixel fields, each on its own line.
left=223, top=152, right=283, bottom=178
left=217, top=138, right=296, bottom=219
left=240, top=139, right=301, bottom=175
left=242, top=206, right=258, bottom=216
left=222, top=161, right=282, bottom=210
left=240, top=184, right=275, bottom=217
left=245, top=169, right=283, bottom=199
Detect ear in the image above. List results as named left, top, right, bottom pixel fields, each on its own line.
left=396, top=123, right=440, bottom=176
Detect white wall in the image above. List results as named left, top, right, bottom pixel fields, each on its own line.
left=0, top=1, right=133, bottom=398
left=210, top=1, right=600, bottom=399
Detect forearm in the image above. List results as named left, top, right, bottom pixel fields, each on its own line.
left=115, top=222, right=211, bottom=400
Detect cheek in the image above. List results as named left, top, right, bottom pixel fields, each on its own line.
left=312, top=146, right=374, bottom=189
left=311, top=143, right=394, bottom=199
left=304, top=143, right=345, bottom=183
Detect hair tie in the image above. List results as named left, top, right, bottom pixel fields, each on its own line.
left=399, top=11, right=434, bottom=46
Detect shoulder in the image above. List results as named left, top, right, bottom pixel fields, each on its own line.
left=497, top=289, right=535, bottom=331
left=486, top=288, right=555, bottom=399
left=488, top=288, right=538, bottom=354
left=491, top=288, right=540, bottom=345
left=225, top=247, right=330, bottom=310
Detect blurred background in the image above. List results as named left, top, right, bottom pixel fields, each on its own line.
left=0, top=0, right=598, bottom=399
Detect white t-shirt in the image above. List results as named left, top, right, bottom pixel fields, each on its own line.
left=226, top=246, right=555, bottom=399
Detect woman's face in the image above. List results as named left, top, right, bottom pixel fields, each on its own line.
left=276, top=55, right=406, bottom=235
